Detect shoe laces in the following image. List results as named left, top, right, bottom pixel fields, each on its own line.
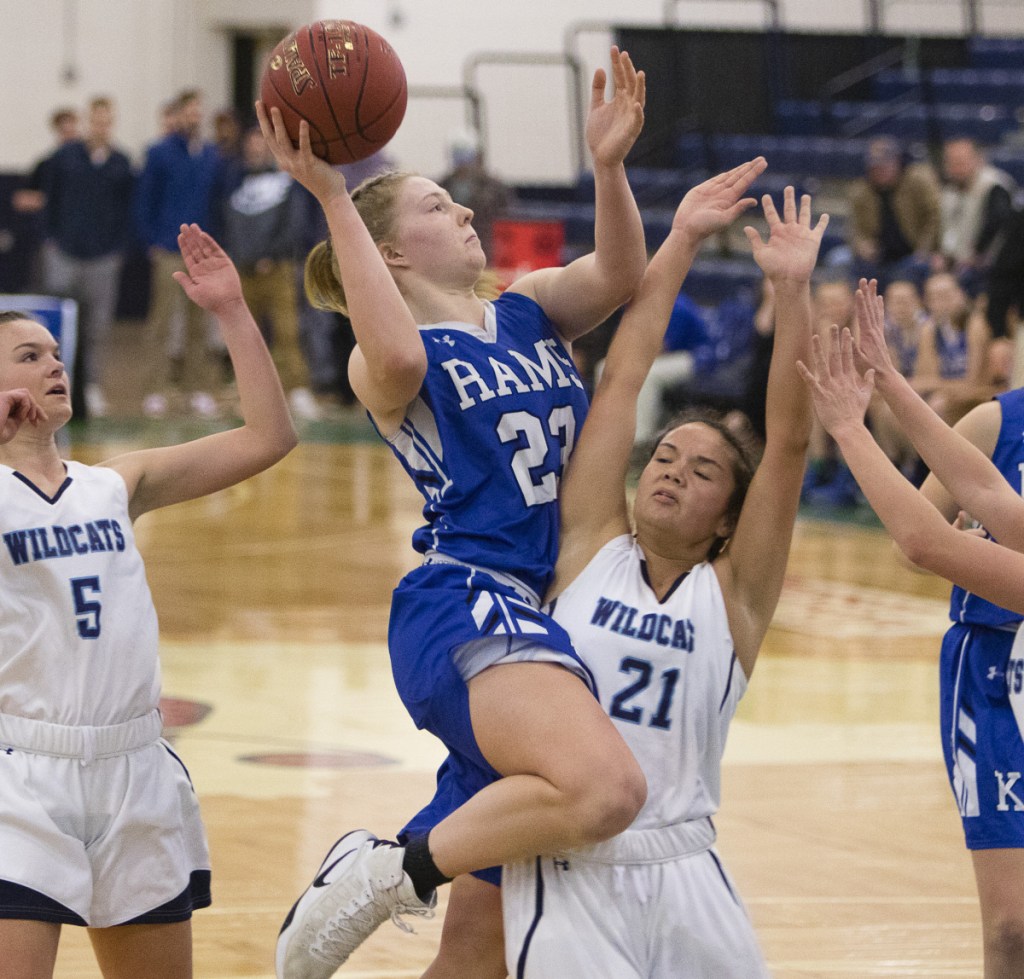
left=390, top=894, right=435, bottom=935
left=310, top=880, right=433, bottom=962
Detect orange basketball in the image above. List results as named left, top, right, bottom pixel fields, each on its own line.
left=259, top=20, right=407, bottom=165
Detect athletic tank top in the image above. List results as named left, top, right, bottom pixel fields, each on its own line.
left=550, top=535, right=746, bottom=834
left=378, top=291, right=589, bottom=599
left=0, top=461, right=161, bottom=726
left=950, top=387, right=1024, bottom=629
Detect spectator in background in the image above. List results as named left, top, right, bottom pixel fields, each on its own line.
left=802, top=274, right=862, bottom=506
left=221, top=126, right=317, bottom=420
left=11, top=108, right=80, bottom=218
left=938, top=137, right=1016, bottom=296
left=11, top=108, right=80, bottom=292
left=40, top=96, right=134, bottom=420
left=910, top=271, right=1002, bottom=427
left=595, top=290, right=711, bottom=447
left=158, top=99, right=181, bottom=137
left=658, top=284, right=771, bottom=445
left=868, top=279, right=927, bottom=480
left=439, top=130, right=511, bottom=259
left=732, top=279, right=776, bottom=444
left=213, top=107, right=245, bottom=181
left=847, top=137, right=940, bottom=289
left=135, top=89, right=225, bottom=418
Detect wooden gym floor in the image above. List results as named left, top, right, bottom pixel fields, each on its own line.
left=47, top=408, right=980, bottom=978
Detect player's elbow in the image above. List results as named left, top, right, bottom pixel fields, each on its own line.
left=573, top=759, right=648, bottom=844
left=898, top=527, right=945, bottom=575
left=247, top=421, right=299, bottom=470
left=603, top=258, right=646, bottom=309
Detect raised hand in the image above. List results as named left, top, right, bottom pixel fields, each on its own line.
left=255, top=101, right=347, bottom=203
left=672, top=157, right=767, bottom=243
left=797, top=325, right=875, bottom=437
left=585, top=47, right=646, bottom=169
left=172, top=224, right=244, bottom=315
left=852, top=278, right=898, bottom=379
left=0, top=388, right=45, bottom=443
left=744, top=187, right=829, bottom=283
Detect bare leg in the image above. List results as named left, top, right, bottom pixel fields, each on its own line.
left=421, top=875, right=505, bottom=979
left=89, top=920, right=193, bottom=979
left=427, top=663, right=646, bottom=878
left=0, top=919, right=60, bottom=979
left=972, top=849, right=1024, bottom=978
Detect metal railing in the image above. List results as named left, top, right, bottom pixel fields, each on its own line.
left=463, top=51, right=587, bottom=175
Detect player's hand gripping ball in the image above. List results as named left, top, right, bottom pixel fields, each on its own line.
left=259, top=19, right=407, bottom=165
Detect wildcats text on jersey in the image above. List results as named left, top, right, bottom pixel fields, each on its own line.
left=439, top=338, right=584, bottom=411
left=3, top=520, right=126, bottom=566
left=590, top=595, right=696, bottom=652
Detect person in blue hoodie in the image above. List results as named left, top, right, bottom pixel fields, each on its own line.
left=135, top=90, right=226, bottom=418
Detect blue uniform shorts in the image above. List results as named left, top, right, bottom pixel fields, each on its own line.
left=390, top=561, right=593, bottom=885
left=940, top=622, right=1024, bottom=849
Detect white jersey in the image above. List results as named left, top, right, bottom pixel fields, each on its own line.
left=550, top=534, right=746, bottom=857
left=502, top=535, right=766, bottom=978
left=0, top=460, right=160, bottom=726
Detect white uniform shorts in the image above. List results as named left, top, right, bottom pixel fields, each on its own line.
left=503, top=840, right=769, bottom=979
left=0, top=710, right=211, bottom=928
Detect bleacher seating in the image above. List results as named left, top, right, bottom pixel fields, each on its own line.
left=829, top=101, right=931, bottom=140
left=510, top=34, right=1024, bottom=310
left=969, top=37, right=1024, bottom=71
left=933, top=103, right=1018, bottom=144
left=929, top=68, right=1024, bottom=106
left=872, top=69, right=924, bottom=102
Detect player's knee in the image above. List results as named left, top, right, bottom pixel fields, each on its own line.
left=573, top=760, right=647, bottom=843
left=985, top=913, right=1024, bottom=964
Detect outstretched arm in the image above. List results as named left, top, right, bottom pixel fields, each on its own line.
left=553, top=159, right=767, bottom=591
left=855, top=279, right=1024, bottom=551
left=512, top=47, right=647, bottom=340
left=256, top=104, right=426, bottom=431
left=800, top=325, right=1024, bottom=614
left=105, top=225, right=297, bottom=518
left=718, top=188, right=828, bottom=674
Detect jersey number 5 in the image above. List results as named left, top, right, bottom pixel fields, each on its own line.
left=71, top=576, right=102, bottom=639
left=498, top=407, right=576, bottom=507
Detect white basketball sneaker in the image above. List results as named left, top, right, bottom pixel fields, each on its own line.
left=275, top=830, right=436, bottom=979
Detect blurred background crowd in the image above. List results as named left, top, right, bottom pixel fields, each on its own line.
left=3, top=37, right=1024, bottom=517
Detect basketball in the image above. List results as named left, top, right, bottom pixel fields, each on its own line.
left=259, top=19, right=407, bottom=165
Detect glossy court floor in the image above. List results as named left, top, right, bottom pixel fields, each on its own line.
left=48, top=415, right=982, bottom=979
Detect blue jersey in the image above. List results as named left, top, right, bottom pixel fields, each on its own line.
left=950, top=387, right=1024, bottom=628
left=377, top=291, right=589, bottom=600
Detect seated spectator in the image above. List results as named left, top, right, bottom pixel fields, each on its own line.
left=801, top=274, right=863, bottom=506
left=624, top=290, right=713, bottom=446
left=844, top=137, right=941, bottom=289
left=911, top=271, right=1004, bottom=426
left=868, top=279, right=928, bottom=480
left=938, top=137, right=1016, bottom=296
left=661, top=283, right=774, bottom=443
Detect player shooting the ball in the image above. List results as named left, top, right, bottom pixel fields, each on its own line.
left=258, top=45, right=651, bottom=979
